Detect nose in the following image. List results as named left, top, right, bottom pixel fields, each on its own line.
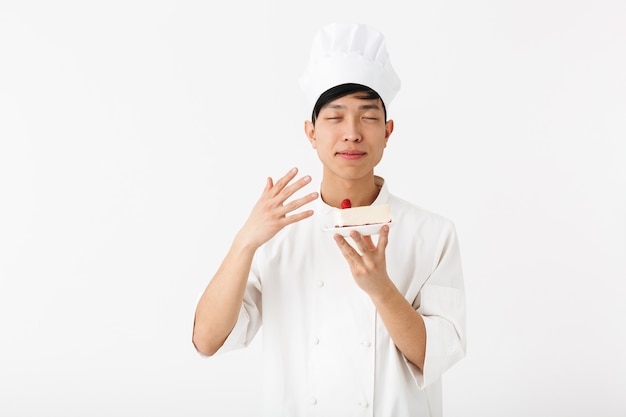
left=344, top=119, right=362, bottom=142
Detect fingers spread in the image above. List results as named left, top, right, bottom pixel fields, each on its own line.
left=281, top=192, right=319, bottom=216
left=278, top=174, right=311, bottom=202
left=271, top=167, right=298, bottom=196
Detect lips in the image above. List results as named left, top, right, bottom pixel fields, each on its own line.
left=337, top=150, right=366, bottom=160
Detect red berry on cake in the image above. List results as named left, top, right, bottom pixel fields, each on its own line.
left=341, top=199, right=352, bottom=209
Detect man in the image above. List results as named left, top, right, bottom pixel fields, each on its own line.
left=193, top=22, right=466, bottom=417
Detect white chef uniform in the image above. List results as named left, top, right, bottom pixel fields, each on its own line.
left=212, top=176, right=467, bottom=417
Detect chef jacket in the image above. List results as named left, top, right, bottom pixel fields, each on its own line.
left=209, top=176, right=466, bottom=417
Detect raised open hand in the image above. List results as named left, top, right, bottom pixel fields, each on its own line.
left=238, top=167, right=319, bottom=250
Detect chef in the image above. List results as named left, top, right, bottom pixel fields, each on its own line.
left=193, top=22, right=467, bottom=417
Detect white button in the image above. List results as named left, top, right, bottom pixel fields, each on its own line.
left=316, top=280, right=324, bottom=288
left=359, top=401, right=369, bottom=408
left=310, top=397, right=318, bottom=405
left=313, top=337, right=319, bottom=345
left=361, top=340, right=371, bottom=348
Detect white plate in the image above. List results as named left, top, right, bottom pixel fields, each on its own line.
left=322, top=221, right=392, bottom=237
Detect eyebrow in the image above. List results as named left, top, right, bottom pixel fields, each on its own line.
left=324, top=103, right=382, bottom=111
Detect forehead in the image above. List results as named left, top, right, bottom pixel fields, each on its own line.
left=321, top=93, right=383, bottom=112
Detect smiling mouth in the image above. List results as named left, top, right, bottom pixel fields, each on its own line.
left=337, top=151, right=366, bottom=160
left=337, top=150, right=365, bottom=155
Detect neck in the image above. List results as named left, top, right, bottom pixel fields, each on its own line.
left=320, top=173, right=381, bottom=208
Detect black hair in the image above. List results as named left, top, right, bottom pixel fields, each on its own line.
left=311, top=83, right=387, bottom=125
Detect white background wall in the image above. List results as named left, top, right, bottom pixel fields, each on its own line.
left=1, top=1, right=625, bottom=416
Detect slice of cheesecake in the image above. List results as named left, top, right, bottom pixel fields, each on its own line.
left=333, top=201, right=391, bottom=227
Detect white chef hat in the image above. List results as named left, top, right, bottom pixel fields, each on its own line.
left=299, top=22, right=401, bottom=116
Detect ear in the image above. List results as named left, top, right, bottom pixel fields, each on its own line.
left=304, top=120, right=317, bottom=149
left=384, top=119, right=394, bottom=147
